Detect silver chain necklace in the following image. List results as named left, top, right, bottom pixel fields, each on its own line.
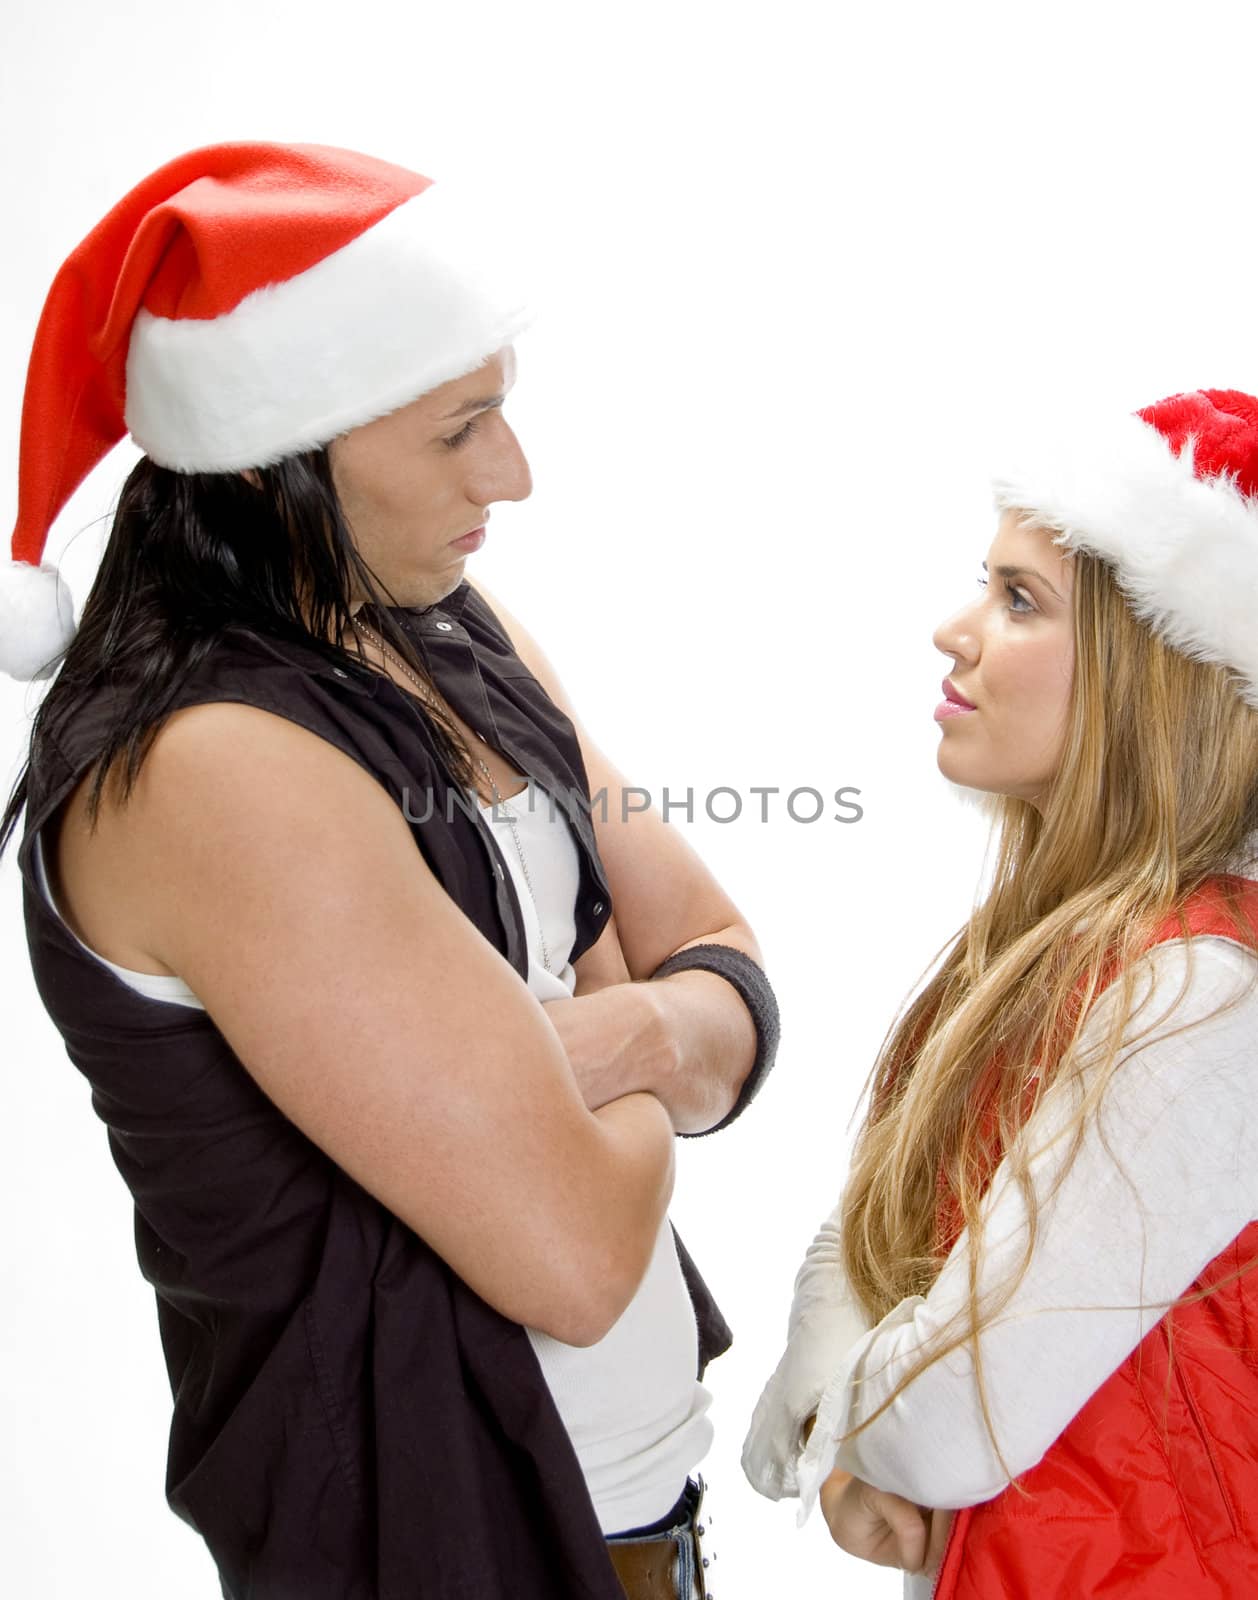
left=350, top=614, right=553, bottom=973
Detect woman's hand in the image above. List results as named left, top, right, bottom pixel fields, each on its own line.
left=925, top=1506, right=956, bottom=1572
left=819, top=1468, right=955, bottom=1574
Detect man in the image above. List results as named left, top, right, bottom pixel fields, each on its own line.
left=1, top=141, right=778, bottom=1599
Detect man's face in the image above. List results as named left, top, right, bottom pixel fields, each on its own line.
left=329, top=344, right=532, bottom=610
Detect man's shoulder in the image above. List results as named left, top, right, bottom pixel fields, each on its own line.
left=126, top=626, right=393, bottom=783
left=461, top=578, right=580, bottom=725
left=462, top=577, right=534, bottom=669
left=147, top=624, right=389, bottom=722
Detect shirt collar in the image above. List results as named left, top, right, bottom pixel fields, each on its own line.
left=368, top=578, right=473, bottom=638
left=221, top=578, right=474, bottom=692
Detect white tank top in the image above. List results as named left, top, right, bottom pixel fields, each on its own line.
left=32, top=780, right=713, bottom=1534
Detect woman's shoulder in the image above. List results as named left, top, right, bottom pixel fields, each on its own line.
left=1143, top=869, right=1258, bottom=986
left=1140, top=927, right=1258, bottom=996
left=1029, top=925, right=1258, bottom=1176
left=1095, top=919, right=1258, bottom=1062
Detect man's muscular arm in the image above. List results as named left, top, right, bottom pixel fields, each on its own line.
left=467, top=575, right=761, bottom=1132
left=128, top=701, right=675, bottom=1346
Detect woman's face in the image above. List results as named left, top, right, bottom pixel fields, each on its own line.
left=328, top=344, right=532, bottom=611
left=931, top=509, right=1076, bottom=808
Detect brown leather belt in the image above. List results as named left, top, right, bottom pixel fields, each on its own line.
left=605, top=1476, right=715, bottom=1600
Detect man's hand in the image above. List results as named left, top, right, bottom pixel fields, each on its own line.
left=544, top=961, right=755, bottom=1133
left=819, top=1468, right=955, bottom=1575
left=541, top=984, right=678, bottom=1113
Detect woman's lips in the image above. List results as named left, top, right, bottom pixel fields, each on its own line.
left=942, top=676, right=975, bottom=706
left=936, top=676, right=977, bottom=722
left=450, top=526, right=485, bottom=552
left=934, top=699, right=976, bottom=721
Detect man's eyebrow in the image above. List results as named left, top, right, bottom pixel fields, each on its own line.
left=439, top=394, right=506, bottom=421
left=982, top=559, right=1064, bottom=602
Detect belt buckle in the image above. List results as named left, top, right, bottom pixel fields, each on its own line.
left=606, top=1477, right=717, bottom=1600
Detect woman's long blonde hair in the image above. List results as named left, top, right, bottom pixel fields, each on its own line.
left=837, top=529, right=1258, bottom=1490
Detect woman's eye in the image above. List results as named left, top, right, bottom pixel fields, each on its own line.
left=976, top=576, right=1034, bottom=614
left=444, top=416, right=482, bottom=450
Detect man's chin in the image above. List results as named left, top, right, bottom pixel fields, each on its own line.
left=378, top=570, right=466, bottom=612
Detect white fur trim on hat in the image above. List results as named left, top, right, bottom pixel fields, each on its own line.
left=124, top=182, right=534, bottom=472
left=992, top=410, right=1258, bottom=710
left=0, top=561, right=76, bottom=681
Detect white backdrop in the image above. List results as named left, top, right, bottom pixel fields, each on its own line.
left=3, top=2, right=1258, bottom=1595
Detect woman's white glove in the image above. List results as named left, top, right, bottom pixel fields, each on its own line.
left=741, top=1193, right=875, bottom=1500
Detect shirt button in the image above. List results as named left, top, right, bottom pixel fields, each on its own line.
left=591, top=900, right=604, bottom=915
left=435, top=620, right=453, bottom=631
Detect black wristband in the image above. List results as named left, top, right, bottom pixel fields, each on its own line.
left=647, top=942, right=780, bottom=1137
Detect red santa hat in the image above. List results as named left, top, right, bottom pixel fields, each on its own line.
left=992, top=388, right=1258, bottom=710
left=0, top=140, right=532, bottom=680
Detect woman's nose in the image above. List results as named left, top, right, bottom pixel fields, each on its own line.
left=933, top=599, right=979, bottom=664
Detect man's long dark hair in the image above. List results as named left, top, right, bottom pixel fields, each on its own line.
left=0, top=447, right=478, bottom=857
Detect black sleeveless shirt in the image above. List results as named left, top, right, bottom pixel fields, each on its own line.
left=15, top=578, right=733, bottom=1600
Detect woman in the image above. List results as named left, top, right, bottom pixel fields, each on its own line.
left=742, top=388, right=1258, bottom=1597
left=0, top=141, right=779, bottom=1599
